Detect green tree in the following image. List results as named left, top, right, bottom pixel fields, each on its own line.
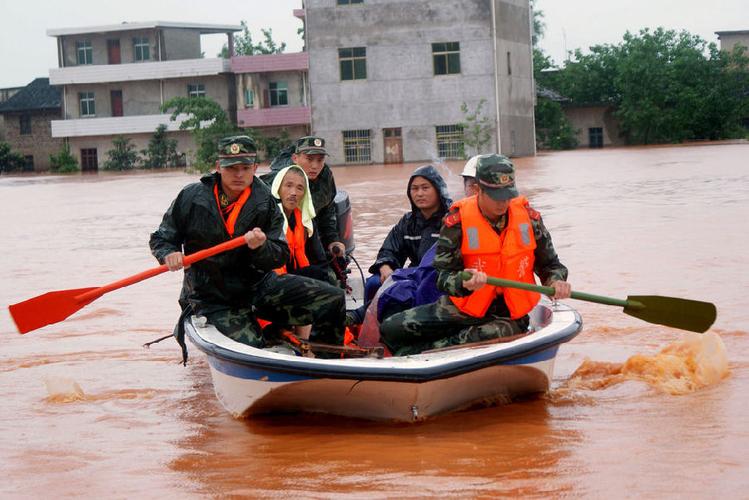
left=49, top=142, right=79, bottom=173
left=547, top=27, right=749, bottom=144
left=104, top=136, right=140, bottom=170
left=142, top=124, right=182, bottom=168
left=161, top=96, right=247, bottom=171
left=0, top=141, right=25, bottom=173
left=256, top=129, right=292, bottom=161
left=219, top=21, right=287, bottom=57
left=460, top=99, right=494, bottom=156
left=535, top=98, right=579, bottom=149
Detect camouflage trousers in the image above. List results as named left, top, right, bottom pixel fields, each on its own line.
left=379, top=295, right=529, bottom=356
left=204, top=273, right=346, bottom=348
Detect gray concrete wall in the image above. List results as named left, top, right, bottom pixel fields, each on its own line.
left=494, top=0, right=535, bottom=156
left=306, top=0, right=502, bottom=164
left=69, top=130, right=194, bottom=170
left=160, top=29, right=202, bottom=60
left=60, top=28, right=204, bottom=66
left=718, top=32, right=749, bottom=52
left=305, top=0, right=534, bottom=164
left=63, top=75, right=230, bottom=118
left=563, top=105, right=624, bottom=148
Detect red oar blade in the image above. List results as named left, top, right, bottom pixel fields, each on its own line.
left=9, top=287, right=100, bottom=334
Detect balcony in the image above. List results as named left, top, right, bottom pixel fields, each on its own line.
left=231, top=52, right=309, bottom=74
left=50, top=58, right=232, bottom=85
left=51, top=113, right=195, bottom=137
left=237, top=106, right=311, bottom=128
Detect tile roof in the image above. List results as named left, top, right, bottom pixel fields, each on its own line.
left=0, top=78, right=61, bottom=113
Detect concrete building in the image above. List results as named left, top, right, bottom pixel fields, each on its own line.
left=716, top=30, right=749, bottom=52
left=0, top=86, right=24, bottom=140
left=301, top=0, right=536, bottom=165
left=232, top=51, right=311, bottom=149
left=47, top=21, right=241, bottom=171
left=0, top=78, right=63, bottom=171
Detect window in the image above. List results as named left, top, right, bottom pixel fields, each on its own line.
left=76, top=40, right=93, bottom=65
left=79, top=92, right=95, bottom=117
left=244, top=89, right=254, bottom=108
left=432, top=42, right=461, bottom=75
left=337, top=0, right=363, bottom=4
left=269, top=82, right=288, bottom=106
left=339, top=47, right=367, bottom=81
left=80, top=148, right=98, bottom=171
left=133, top=37, right=150, bottom=61
left=187, top=84, right=206, bottom=98
left=342, top=129, right=371, bottom=163
left=507, top=51, right=512, bottom=75
left=435, top=124, right=464, bottom=159
left=19, top=115, right=31, bottom=135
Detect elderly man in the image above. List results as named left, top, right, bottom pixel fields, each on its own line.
left=380, top=154, right=571, bottom=355
left=150, top=135, right=346, bottom=351
left=262, top=136, right=345, bottom=256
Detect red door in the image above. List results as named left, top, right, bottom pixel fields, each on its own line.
left=111, top=90, right=123, bottom=117
left=107, top=39, right=121, bottom=64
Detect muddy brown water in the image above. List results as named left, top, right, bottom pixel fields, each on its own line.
left=1, top=142, right=747, bottom=497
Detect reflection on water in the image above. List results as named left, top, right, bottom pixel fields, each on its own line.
left=1, top=143, right=748, bottom=497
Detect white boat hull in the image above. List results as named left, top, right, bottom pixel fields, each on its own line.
left=186, top=301, right=582, bottom=422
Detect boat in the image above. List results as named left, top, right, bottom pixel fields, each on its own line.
left=183, top=296, right=583, bottom=422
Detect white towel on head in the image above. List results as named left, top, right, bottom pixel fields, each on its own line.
left=270, top=165, right=316, bottom=236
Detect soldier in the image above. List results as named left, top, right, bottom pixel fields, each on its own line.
left=150, top=135, right=346, bottom=353
left=262, top=136, right=345, bottom=256
left=379, top=154, right=572, bottom=355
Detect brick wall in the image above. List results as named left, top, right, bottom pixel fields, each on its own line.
left=3, top=110, right=64, bottom=171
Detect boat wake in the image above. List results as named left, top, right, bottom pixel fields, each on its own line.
left=562, top=332, right=729, bottom=395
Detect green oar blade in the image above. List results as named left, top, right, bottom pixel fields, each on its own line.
left=624, top=295, right=717, bottom=333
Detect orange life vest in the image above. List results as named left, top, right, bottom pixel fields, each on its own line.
left=275, top=208, right=311, bottom=275
left=449, top=195, right=540, bottom=319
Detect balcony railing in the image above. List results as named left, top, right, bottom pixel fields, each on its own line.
left=50, top=58, right=231, bottom=85
left=237, top=106, right=311, bottom=128
left=51, top=113, right=195, bottom=137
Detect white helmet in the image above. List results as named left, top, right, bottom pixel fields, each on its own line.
left=461, top=155, right=480, bottom=178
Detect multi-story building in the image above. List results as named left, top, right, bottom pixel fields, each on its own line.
left=716, top=30, right=749, bottom=52
left=301, top=0, right=536, bottom=165
left=47, top=21, right=241, bottom=171
left=232, top=51, right=311, bottom=143
left=0, top=78, right=63, bottom=171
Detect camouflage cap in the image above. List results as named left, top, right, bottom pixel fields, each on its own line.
left=217, top=135, right=257, bottom=167
left=476, top=154, right=519, bottom=201
left=294, top=136, right=327, bottom=155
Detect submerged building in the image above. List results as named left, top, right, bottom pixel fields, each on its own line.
left=301, top=0, right=536, bottom=164
left=47, top=21, right=241, bottom=171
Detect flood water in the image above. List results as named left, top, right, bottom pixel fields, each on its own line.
left=1, top=142, right=748, bottom=497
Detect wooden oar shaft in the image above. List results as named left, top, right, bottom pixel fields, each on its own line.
left=458, top=271, right=641, bottom=309
left=75, top=236, right=247, bottom=303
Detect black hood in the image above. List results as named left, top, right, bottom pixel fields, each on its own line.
left=407, top=164, right=452, bottom=214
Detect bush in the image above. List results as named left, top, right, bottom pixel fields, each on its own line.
left=103, top=136, right=140, bottom=170
left=49, top=142, right=80, bottom=173
left=256, top=129, right=292, bottom=161
left=142, top=124, right=183, bottom=168
left=535, top=99, right=579, bottom=150
left=0, top=141, right=25, bottom=173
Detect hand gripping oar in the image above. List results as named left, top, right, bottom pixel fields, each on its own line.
left=459, top=272, right=717, bottom=333
left=9, top=236, right=247, bottom=334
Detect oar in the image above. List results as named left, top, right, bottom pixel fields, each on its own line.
left=9, top=236, right=248, bottom=334
left=459, top=271, right=717, bottom=333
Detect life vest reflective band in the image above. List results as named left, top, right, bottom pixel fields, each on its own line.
left=276, top=208, right=311, bottom=275
left=449, top=195, right=540, bottom=319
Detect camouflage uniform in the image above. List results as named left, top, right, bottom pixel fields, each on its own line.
left=150, top=136, right=345, bottom=356
left=380, top=154, right=568, bottom=356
